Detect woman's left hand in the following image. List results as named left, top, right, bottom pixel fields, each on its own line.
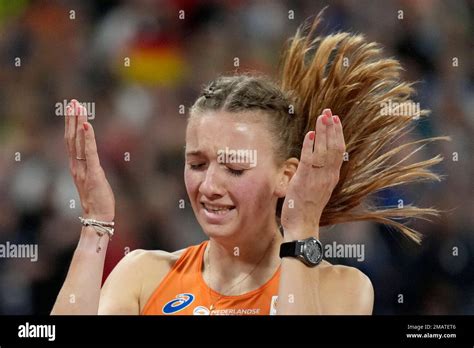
left=280, top=108, right=346, bottom=240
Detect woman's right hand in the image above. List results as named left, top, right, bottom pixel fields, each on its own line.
left=64, top=99, right=115, bottom=222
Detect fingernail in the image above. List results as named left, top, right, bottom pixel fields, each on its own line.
left=328, top=115, right=334, bottom=125
left=333, top=116, right=340, bottom=124
left=322, top=115, right=330, bottom=125
left=309, top=131, right=315, bottom=141
left=83, top=122, right=89, bottom=131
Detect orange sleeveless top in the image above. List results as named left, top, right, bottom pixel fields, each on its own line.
left=141, top=240, right=281, bottom=315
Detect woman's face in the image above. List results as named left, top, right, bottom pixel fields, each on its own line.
left=184, top=111, right=287, bottom=241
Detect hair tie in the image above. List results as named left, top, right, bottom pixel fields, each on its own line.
left=203, top=86, right=215, bottom=99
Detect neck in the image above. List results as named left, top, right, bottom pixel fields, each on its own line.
left=203, top=220, right=283, bottom=296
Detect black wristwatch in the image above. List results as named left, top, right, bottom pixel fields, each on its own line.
left=279, top=237, right=323, bottom=267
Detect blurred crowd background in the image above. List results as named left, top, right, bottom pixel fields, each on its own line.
left=0, top=0, right=472, bottom=315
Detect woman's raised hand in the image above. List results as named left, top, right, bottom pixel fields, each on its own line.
left=281, top=108, right=346, bottom=239
left=64, top=99, right=115, bottom=222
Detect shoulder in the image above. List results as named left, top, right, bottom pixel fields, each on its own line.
left=126, top=248, right=189, bottom=310
left=319, top=262, right=374, bottom=314
left=99, top=247, right=187, bottom=314
left=319, top=261, right=372, bottom=289
left=108, top=248, right=184, bottom=280
left=124, top=247, right=186, bottom=268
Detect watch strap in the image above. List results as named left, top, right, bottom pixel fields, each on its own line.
left=279, top=240, right=303, bottom=258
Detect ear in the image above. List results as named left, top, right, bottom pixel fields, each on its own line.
left=274, top=157, right=299, bottom=198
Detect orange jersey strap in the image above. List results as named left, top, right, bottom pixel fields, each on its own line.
left=141, top=240, right=281, bottom=315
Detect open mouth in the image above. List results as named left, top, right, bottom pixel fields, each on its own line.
left=201, top=203, right=236, bottom=215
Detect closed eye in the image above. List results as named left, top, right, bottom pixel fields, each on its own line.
left=188, top=163, right=244, bottom=176
left=189, top=163, right=206, bottom=170
left=227, top=167, right=244, bottom=176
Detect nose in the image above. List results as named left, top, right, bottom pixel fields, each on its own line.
left=199, top=163, right=226, bottom=198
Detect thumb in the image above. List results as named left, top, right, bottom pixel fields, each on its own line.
left=300, top=131, right=315, bottom=168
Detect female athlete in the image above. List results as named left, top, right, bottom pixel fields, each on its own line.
left=51, top=12, right=446, bottom=315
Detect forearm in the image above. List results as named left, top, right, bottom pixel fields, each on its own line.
left=51, top=226, right=109, bottom=315
left=276, top=232, right=323, bottom=315
left=276, top=259, right=323, bottom=315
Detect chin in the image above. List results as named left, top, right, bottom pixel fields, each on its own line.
left=199, top=220, right=238, bottom=239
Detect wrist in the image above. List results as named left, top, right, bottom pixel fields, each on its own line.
left=83, top=213, right=114, bottom=222
left=282, top=226, right=319, bottom=241
left=77, top=226, right=109, bottom=253
left=77, top=216, right=114, bottom=253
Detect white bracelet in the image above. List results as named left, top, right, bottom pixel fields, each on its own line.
left=79, top=217, right=115, bottom=252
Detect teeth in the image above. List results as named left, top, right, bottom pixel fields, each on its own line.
left=203, top=204, right=233, bottom=213
left=208, top=209, right=228, bottom=214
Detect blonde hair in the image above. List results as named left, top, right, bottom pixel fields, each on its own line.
left=190, top=10, right=449, bottom=243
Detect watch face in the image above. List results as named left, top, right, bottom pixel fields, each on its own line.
left=304, top=238, right=323, bottom=265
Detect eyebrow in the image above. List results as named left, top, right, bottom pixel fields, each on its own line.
left=185, top=150, right=203, bottom=157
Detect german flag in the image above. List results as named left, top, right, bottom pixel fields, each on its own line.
left=119, top=35, right=187, bottom=87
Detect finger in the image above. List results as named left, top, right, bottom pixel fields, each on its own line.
left=83, top=121, right=101, bottom=171
left=64, top=104, right=69, bottom=139
left=75, top=102, right=88, bottom=160
left=313, top=114, right=327, bottom=168
left=299, top=131, right=316, bottom=168
left=66, top=101, right=77, bottom=159
left=325, top=113, right=339, bottom=168
left=74, top=102, right=88, bottom=179
left=333, top=115, right=346, bottom=169
left=322, top=108, right=333, bottom=118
